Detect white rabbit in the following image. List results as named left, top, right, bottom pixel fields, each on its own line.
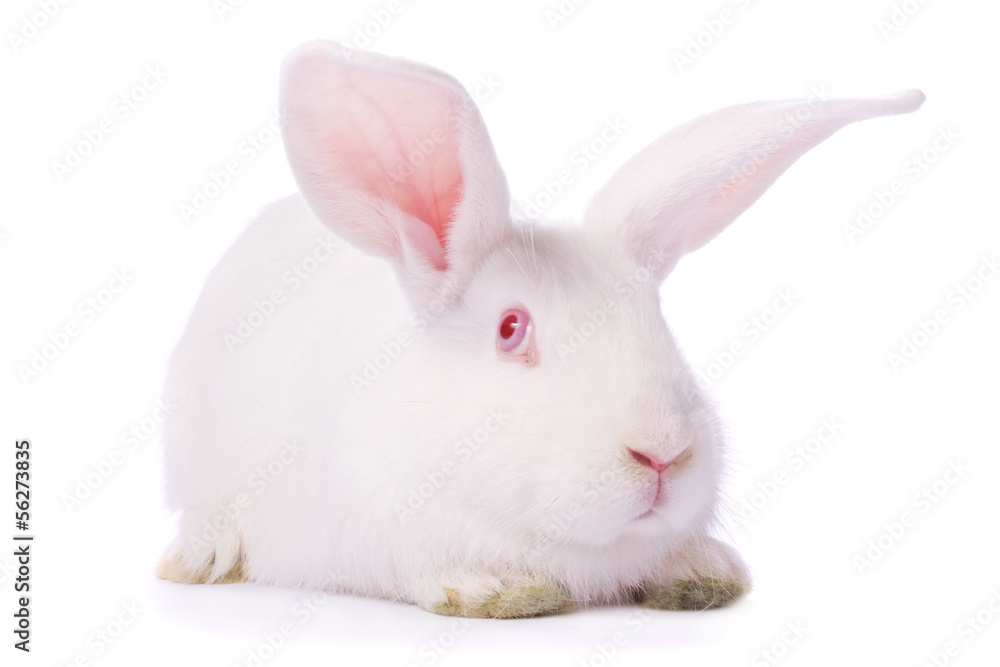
left=156, top=40, right=924, bottom=618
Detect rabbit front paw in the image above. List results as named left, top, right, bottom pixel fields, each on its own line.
left=418, top=573, right=575, bottom=619
left=639, top=536, right=750, bottom=611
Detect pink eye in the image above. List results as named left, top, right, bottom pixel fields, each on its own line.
left=496, top=307, right=532, bottom=355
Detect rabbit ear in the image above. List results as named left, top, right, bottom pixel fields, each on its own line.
left=585, top=90, right=925, bottom=280
left=280, top=41, right=510, bottom=301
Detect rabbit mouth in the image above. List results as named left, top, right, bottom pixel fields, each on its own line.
left=634, top=507, right=658, bottom=520
left=631, top=479, right=667, bottom=521
left=631, top=447, right=693, bottom=520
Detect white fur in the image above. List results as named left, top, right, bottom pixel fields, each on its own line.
left=159, top=40, right=923, bottom=610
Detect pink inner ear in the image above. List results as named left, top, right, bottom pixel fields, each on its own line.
left=290, top=54, right=465, bottom=250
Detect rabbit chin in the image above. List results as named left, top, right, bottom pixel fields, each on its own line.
left=543, top=486, right=713, bottom=555
left=517, top=508, right=711, bottom=603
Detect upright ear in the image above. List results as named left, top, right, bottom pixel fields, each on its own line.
left=280, top=41, right=511, bottom=301
left=584, top=90, right=925, bottom=280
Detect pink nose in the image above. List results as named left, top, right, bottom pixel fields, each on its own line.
left=628, top=448, right=671, bottom=472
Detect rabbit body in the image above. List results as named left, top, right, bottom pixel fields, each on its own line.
left=157, top=41, right=924, bottom=617
left=160, top=193, right=731, bottom=610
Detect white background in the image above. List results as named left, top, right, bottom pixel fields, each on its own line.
left=3, top=0, right=999, bottom=665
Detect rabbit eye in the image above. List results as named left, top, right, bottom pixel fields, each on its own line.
left=496, top=307, right=532, bottom=355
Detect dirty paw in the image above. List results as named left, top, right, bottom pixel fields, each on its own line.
left=154, top=553, right=247, bottom=585
left=642, top=577, right=747, bottom=611
left=429, top=581, right=575, bottom=619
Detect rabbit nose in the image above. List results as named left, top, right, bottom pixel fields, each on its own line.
left=627, top=448, right=671, bottom=472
